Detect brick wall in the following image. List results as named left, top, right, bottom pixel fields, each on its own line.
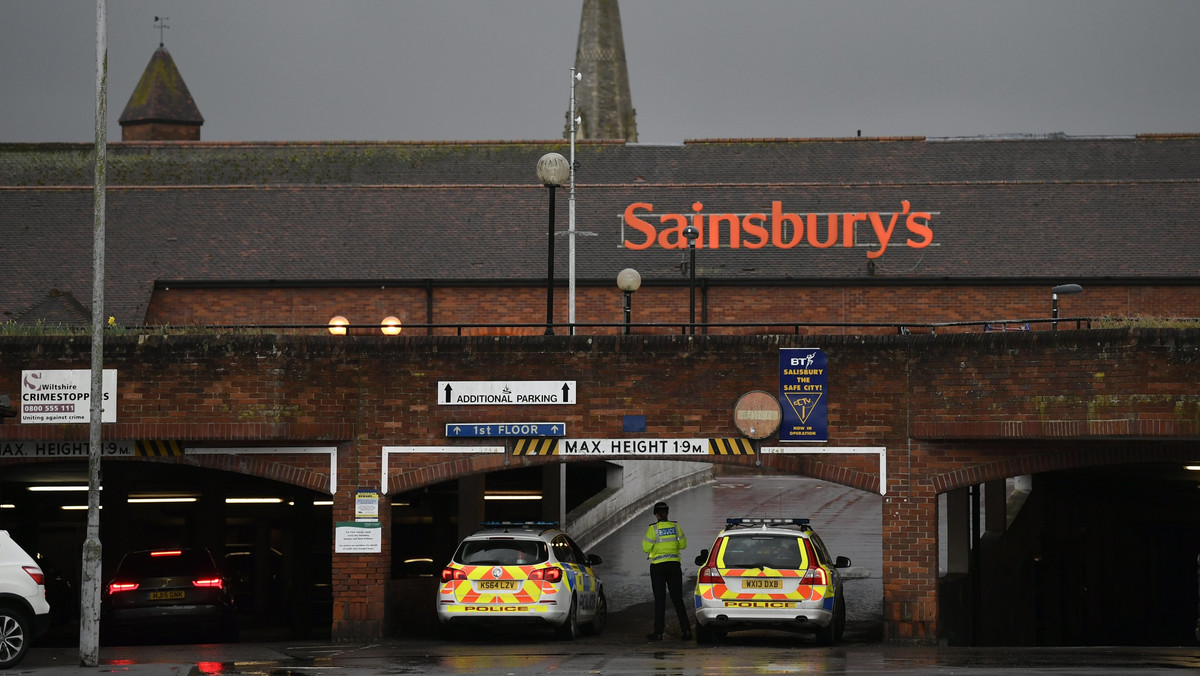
left=2, top=328, right=1197, bottom=641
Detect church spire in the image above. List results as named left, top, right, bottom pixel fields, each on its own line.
left=570, top=0, right=637, bottom=142
left=118, top=39, right=204, bottom=142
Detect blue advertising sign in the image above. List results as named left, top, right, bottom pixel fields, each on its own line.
left=445, top=422, right=566, bottom=438
left=778, top=348, right=828, bottom=442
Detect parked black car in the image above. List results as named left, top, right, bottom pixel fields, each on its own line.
left=101, top=548, right=237, bottom=644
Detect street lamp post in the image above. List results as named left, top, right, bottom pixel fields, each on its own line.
left=1051, top=283, right=1082, bottom=331
left=537, top=152, right=570, bottom=335
left=617, top=268, right=641, bottom=335
left=683, top=224, right=700, bottom=334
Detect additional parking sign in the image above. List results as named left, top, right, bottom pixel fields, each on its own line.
left=779, top=348, right=828, bottom=442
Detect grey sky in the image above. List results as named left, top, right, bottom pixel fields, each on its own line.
left=3, top=1, right=1199, bottom=145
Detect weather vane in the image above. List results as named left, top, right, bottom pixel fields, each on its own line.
left=154, top=16, right=169, bottom=48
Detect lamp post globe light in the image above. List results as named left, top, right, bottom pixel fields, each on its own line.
left=616, top=268, right=641, bottom=335
left=537, top=152, right=570, bottom=335
left=1051, top=283, right=1083, bottom=331
left=683, top=224, right=700, bottom=334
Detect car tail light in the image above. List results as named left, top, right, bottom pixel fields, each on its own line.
left=193, top=577, right=224, bottom=589
left=441, top=567, right=467, bottom=583
left=799, top=568, right=827, bottom=585
left=697, top=566, right=724, bottom=585
left=108, top=581, right=140, bottom=594
left=150, top=550, right=182, bottom=557
left=22, top=566, right=45, bottom=586
left=529, top=567, right=562, bottom=583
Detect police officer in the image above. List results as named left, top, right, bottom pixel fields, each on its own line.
left=642, top=501, right=691, bottom=640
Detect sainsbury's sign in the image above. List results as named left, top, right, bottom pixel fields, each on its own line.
left=622, top=200, right=934, bottom=259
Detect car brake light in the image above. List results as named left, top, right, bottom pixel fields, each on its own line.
left=697, top=566, right=724, bottom=585
left=108, top=581, right=140, bottom=594
left=799, top=568, right=827, bottom=585
left=441, top=567, right=467, bottom=583
left=22, top=566, right=45, bottom=586
left=150, top=550, right=182, bottom=557
left=192, top=577, right=224, bottom=589
left=529, top=567, right=562, bottom=583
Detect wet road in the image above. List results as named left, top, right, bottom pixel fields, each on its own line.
left=12, top=475, right=1200, bottom=675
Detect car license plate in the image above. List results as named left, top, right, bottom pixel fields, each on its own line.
left=478, top=580, right=519, bottom=591
left=743, top=579, right=782, bottom=589
left=149, top=590, right=186, bottom=600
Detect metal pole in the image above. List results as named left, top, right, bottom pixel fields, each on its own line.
left=545, top=185, right=556, bottom=335
left=568, top=68, right=579, bottom=332
left=623, top=291, right=632, bottom=335
left=1052, top=293, right=1059, bottom=331
left=689, top=243, right=696, bottom=334
left=81, top=0, right=107, bottom=665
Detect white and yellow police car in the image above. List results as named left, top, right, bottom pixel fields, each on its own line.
left=436, top=521, right=606, bottom=640
left=692, top=517, right=851, bottom=645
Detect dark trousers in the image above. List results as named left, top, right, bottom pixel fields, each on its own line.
left=649, top=560, right=689, bottom=634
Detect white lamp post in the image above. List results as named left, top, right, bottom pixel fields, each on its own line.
left=617, top=268, right=641, bottom=335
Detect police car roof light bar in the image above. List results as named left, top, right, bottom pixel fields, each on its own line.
left=481, top=520, right=559, bottom=529
left=726, top=517, right=810, bottom=528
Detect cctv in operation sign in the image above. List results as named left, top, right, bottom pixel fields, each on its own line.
left=778, top=349, right=827, bottom=442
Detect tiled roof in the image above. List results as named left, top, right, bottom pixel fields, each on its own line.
left=1, top=136, right=1198, bottom=323
left=118, top=47, right=204, bottom=127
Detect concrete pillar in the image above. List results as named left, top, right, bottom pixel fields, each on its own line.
left=984, top=479, right=1007, bottom=535
left=457, top=475, right=485, bottom=541
left=945, top=487, right=970, bottom=575
left=541, top=464, right=566, bottom=525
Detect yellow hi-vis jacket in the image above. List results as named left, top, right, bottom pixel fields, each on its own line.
left=642, top=519, right=687, bottom=564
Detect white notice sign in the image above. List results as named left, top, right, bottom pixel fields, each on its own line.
left=437, top=381, right=576, bottom=405
left=21, top=370, right=117, bottom=424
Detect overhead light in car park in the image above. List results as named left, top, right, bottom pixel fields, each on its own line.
left=61, top=505, right=101, bottom=511
left=1, top=503, right=13, bottom=509
left=313, top=500, right=333, bottom=506
left=225, top=497, right=283, bottom=504
left=28, top=485, right=98, bottom=492
left=483, top=492, right=543, bottom=501
left=1186, top=465, right=1200, bottom=471
left=127, top=497, right=198, bottom=504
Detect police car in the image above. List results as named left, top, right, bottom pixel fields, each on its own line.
left=692, top=518, right=850, bottom=645
left=436, top=521, right=606, bottom=640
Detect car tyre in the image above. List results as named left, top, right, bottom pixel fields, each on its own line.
left=0, top=606, right=31, bottom=670
left=834, top=594, right=846, bottom=643
left=695, top=623, right=719, bottom=644
left=554, top=594, right=579, bottom=641
left=815, top=616, right=836, bottom=646
left=581, top=589, right=606, bottom=635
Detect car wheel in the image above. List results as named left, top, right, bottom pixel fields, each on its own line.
left=581, top=589, right=607, bottom=635
left=834, top=595, right=846, bottom=642
left=695, top=623, right=719, bottom=644
left=815, top=616, right=836, bottom=646
left=554, top=595, right=579, bottom=641
left=0, top=606, right=31, bottom=670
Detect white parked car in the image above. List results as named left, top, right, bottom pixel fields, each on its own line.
left=0, top=530, right=51, bottom=669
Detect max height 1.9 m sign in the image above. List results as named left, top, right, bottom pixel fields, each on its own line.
left=779, top=349, right=827, bottom=442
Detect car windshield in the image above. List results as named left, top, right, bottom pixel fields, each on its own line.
left=720, top=535, right=804, bottom=570
left=116, top=550, right=219, bottom=578
left=455, top=539, right=547, bottom=566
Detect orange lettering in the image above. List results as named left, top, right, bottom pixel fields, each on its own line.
left=807, top=214, right=838, bottom=249
left=659, top=213, right=690, bottom=249
left=771, top=202, right=805, bottom=248
left=710, top=213, right=741, bottom=249
left=623, top=203, right=656, bottom=250
left=843, top=213, right=866, bottom=248
left=742, top=213, right=768, bottom=249
left=906, top=211, right=933, bottom=248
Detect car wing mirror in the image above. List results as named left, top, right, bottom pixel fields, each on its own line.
left=694, top=549, right=709, bottom=566
left=834, top=555, right=852, bottom=568
left=586, top=554, right=603, bottom=566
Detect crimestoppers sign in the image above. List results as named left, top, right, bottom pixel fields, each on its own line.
left=20, top=370, right=117, bottom=424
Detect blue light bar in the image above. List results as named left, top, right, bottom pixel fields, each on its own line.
left=480, top=520, right=559, bottom=528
